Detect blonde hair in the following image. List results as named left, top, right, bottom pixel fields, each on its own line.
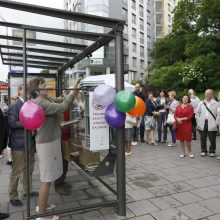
left=168, top=90, right=177, bottom=98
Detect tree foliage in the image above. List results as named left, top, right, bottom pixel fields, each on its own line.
left=147, top=0, right=220, bottom=93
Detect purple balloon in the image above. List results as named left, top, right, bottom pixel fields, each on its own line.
left=19, top=100, right=45, bottom=131
left=105, top=103, right=126, bottom=128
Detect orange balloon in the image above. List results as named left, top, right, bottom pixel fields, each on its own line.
left=128, top=96, right=146, bottom=117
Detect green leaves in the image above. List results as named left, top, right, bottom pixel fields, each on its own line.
left=147, top=0, right=220, bottom=93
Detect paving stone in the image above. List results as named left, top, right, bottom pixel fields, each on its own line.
left=147, top=185, right=176, bottom=196
left=191, top=187, right=220, bottom=199
left=169, top=182, right=195, bottom=193
left=72, top=210, right=103, bottom=220
left=199, top=198, right=220, bottom=213
left=171, top=192, right=203, bottom=204
left=126, top=188, right=155, bottom=201
left=151, top=208, right=191, bottom=220
left=177, top=203, right=214, bottom=219
left=209, top=185, right=220, bottom=193
left=185, top=176, right=220, bottom=188
left=62, top=190, right=89, bottom=202
left=207, top=214, right=220, bottom=220
left=126, top=215, right=155, bottom=220
left=79, top=198, right=104, bottom=206
left=127, top=200, right=159, bottom=216
left=163, top=174, right=188, bottom=183
left=149, top=195, right=182, bottom=209
left=99, top=207, right=135, bottom=219
left=86, top=186, right=112, bottom=198
left=7, top=211, right=24, bottom=220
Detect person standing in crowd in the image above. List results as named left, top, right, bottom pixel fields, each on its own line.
left=133, top=83, right=145, bottom=143
left=125, top=113, right=137, bottom=156
left=29, top=77, right=80, bottom=220
left=188, top=89, right=200, bottom=140
left=145, top=93, right=158, bottom=145
left=166, top=91, right=179, bottom=147
left=8, top=85, right=38, bottom=207
left=175, top=95, right=194, bottom=158
left=156, top=90, right=168, bottom=143
left=196, top=89, right=218, bottom=157
left=0, top=108, right=7, bottom=159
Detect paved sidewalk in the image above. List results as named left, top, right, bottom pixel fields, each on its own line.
left=1, top=136, right=220, bottom=220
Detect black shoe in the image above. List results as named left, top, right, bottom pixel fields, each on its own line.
left=23, top=191, right=39, bottom=197
left=156, top=140, right=161, bottom=143
left=140, top=139, right=145, bottom=143
left=0, top=213, right=9, bottom=219
left=10, top=199, right=23, bottom=207
left=161, top=141, right=166, bottom=143
left=6, top=160, right=12, bottom=165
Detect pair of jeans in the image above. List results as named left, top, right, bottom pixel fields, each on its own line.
left=157, top=112, right=167, bottom=142
left=199, top=120, right=217, bottom=153
left=132, top=126, right=139, bottom=142
left=139, top=117, right=145, bottom=141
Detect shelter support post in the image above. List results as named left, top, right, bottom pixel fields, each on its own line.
left=115, top=27, right=126, bottom=216
left=23, top=28, right=31, bottom=218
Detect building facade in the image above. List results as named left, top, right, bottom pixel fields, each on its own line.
left=64, top=0, right=178, bottom=82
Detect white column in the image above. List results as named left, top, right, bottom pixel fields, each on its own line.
left=86, top=67, right=90, bottom=77
left=106, top=66, right=110, bottom=75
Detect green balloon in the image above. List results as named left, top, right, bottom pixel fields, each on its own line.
left=114, top=90, right=136, bottom=112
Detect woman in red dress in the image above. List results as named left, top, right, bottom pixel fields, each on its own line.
left=174, top=95, right=194, bottom=158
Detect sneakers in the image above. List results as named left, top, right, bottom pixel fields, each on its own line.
left=200, top=152, right=207, bottom=157
left=36, top=216, right=59, bottom=220
left=131, top=141, right=138, bottom=146
left=36, top=204, right=56, bottom=213
left=179, top=154, right=185, bottom=158
left=0, top=154, right=4, bottom=159
left=10, top=199, right=23, bottom=207
left=209, top=153, right=215, bottom=157
left=125, top=152, right=132, bottom=156
left=168, top=143, right=176, bottom=147
left=6, top=160, right=12, bottom=165
left=189, top=154, right=194, bottom=158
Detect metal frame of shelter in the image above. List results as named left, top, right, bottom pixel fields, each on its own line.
left=0, top=0, right=126, bottom=219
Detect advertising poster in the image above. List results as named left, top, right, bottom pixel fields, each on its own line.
left=89, top=92, right=109, bottom=151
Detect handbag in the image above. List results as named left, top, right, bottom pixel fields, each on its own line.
left=166, top=113, right=175, bottom=125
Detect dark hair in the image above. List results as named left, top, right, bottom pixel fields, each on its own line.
left=159, top=90, right=167, bottom=97
left=28, top=77, right=45, bottom=99
left=182, top=95, right=191, bottom=103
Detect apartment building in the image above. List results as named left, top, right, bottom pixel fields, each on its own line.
left=64, top=0, right=178, bottom=82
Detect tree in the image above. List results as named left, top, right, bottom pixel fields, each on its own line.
left=147, top=0, right=220, bottom=93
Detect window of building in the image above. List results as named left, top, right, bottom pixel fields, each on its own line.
left=133, top=57, right=137, bottom=67
left=168, top=25, right=172, bottom=33
left=132, top=42, right=137, bottom=53
left=139, top=5, right=144, bottom=17
left=132, top=28, right=137, bottom=38
left=168, top=3, right=171, bottom=12
left=147, top=35, right=151, bottom=43
left=124, top=55, right=128, bottom=64
left=140, top=46, right=144, bottom=57
left=132, top=13, right=136, bottom=24
left=140, top=60, right=145, bottom=68
left=140, top=32, right=144, bottom=44
left=147, top=9, right=150, bottom=17
left=147, top=0, right=150, bottom=5
left=168, top=14, right=171, bottom=22
left=122, top=0, right=128, bottom=4
left=147, top=22, right=151, bottom=30
left=122, top=8, right=128, bottom=19
left=139, top=0, right=143, bottom=4
left=140, top=18, right=144, bottom=30
left=123, top=40, right=128, bottom=48
left=140, top=72, right=144, bottom=79
left=132, top=0, right=136, bottom=10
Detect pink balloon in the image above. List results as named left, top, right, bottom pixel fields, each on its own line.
left=19, top=100, right=45, bottom=130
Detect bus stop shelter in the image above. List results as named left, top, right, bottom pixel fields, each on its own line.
left=0, top=0, right=126, bottom=219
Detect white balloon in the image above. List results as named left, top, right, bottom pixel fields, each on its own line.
left=93, top=84, right=116, bottom=107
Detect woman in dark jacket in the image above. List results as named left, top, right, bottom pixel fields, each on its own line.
left=145, top=93, right=158, bottom=145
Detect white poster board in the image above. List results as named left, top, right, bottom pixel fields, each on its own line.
left=89, top=92, right=109, bottom=151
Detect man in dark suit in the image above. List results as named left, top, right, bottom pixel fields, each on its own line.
left=8, top=85, right=38, bottom=207
left=0, top=108, right=7, bottom=158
